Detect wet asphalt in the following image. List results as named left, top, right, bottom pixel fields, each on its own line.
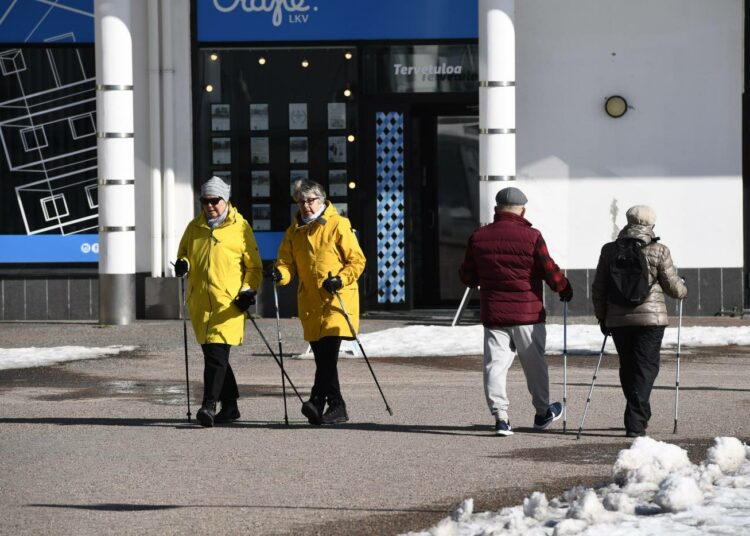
left=0, top=315, right=749, bottom=535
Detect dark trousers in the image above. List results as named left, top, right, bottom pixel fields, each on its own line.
left=201, top=343, right=239, bottom=405
left=310, top=336, right=343, bottom=402
left=610, top=326, right=666, bottom=434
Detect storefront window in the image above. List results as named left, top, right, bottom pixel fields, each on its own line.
left=196, top=47, right=358, bottom=232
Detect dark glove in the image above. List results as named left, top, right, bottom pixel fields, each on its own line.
left=234, top=288, right=257, bottom=312
left=174, top=259, right=188, bottom=277
left=322, top=273, right=343, bottom=294
left=559, top=282, right=573, bottom=302
left=599, top=321, right=610, bottom=337
left=265, top=266, right=282, bottom=282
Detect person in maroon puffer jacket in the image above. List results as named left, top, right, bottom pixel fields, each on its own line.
left=459, top=186, right=573, bottom=436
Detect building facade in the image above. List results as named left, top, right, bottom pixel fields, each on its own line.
left=0, top=0, right=745, bottom=320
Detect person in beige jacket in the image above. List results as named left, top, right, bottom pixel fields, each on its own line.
left=592, top=205, right=687, bottom=437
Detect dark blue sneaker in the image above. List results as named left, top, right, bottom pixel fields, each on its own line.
left=494, top=418, right=513, bottom=436
left=533, top=402, right=563, bottom=430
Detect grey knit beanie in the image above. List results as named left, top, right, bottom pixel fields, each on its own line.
left=201, top=176, right=231, bottom=200
left=626, top=205, right=656, bottom=226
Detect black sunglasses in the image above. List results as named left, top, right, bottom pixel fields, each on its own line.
left=200, top=197, right=223, bottom=206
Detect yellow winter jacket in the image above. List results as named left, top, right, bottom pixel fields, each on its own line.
left=275, top=202, right=366, bottom=342
left=177, top=204, right=262, bottom=345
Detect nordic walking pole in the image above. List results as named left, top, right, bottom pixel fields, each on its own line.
left=563, top=301, right=568, bottom=433
left=247, top=316, right=304, bottom=403
left=673, top=298, right=684, bottom=434
left=331, top=283, right=393, bottom=416
left=272, top=283, right=289, bottom=425
left=576, top=333, right=608, bottom=440
left=179, top=275, right=192, bottom=422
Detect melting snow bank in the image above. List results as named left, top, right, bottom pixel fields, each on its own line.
left=404, top=437, right=750, bottom=536
left=0, top=346, right=138, bottom=371
left=295, top=324, right=750, bottom=359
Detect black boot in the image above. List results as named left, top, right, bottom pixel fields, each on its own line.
left=196, top=401, right=216, bottom=428
left=322, top=399, right=348, bottom=425
left=301, top=396, right=325, bottom=426
left=214, top=399, right=240, bottom=424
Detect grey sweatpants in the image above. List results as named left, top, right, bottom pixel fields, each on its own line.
left=483, top=323, right=550, bottom=420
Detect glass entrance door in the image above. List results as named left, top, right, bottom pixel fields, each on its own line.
left=436, top=116, right=479, bottom=302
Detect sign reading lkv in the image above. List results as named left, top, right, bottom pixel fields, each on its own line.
left=213, top=0, right=317, bottom=26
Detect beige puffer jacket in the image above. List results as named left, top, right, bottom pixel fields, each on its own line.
left=592, top=224, right=688, bottom=327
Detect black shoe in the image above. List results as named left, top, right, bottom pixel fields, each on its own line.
left=494, top=418, right=513, bottom=436
left=214, top=400, right=240, bottom=424
left=533, top=402, right=563, bottom=430
left=301, top=397, right=325, bottom=426
left=322, top=399, right=348, bottom=425
left=196, top=402, right=216, bottom=428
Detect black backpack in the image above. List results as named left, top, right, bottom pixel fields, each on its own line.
left=607, top=237, right=655, bottom=306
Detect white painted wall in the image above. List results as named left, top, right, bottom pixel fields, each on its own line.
left=515, top=0, right=743, bottom=269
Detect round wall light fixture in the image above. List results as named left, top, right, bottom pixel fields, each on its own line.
left=605, top=95, right=628, bottom=118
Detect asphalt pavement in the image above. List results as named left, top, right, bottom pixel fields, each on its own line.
left=0, top=315, right=748, bottom=535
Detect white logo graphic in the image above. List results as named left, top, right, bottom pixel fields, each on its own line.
left=80, top=242, right=99, bottom=254
left=213, top=0, right=314, bottom=27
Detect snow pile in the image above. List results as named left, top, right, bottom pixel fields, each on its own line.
left=403, top=436, right=750, bottom=536
left=0, top=346, right=137, bottom=370
left=295, top=323, right=750, bottom=359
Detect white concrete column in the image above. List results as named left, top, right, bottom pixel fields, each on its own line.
left=96, top=0, right=136, bottom=325
left=161, top=0, right=177, bottom=275
left=478, top=0, right=516, bottom=225
left=148, top=0, right=163, bottom=278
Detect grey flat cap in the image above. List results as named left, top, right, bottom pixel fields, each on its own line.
left=626, top=205, right=656, bottom=226
left=495, top=186, right=528, bottom=206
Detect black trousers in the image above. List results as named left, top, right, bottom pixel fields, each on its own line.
left=610, top=326, right=666, bottom=434
left=309, top=336, right=343, bottom=402
left=201, top=343, right=239, bottom=405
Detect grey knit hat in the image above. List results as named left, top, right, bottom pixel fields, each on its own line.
left=201, top=176, right=231, bottom=200
left=626, top=205, right=656, bottom=226
left=495, top=186, right=528, bottom=206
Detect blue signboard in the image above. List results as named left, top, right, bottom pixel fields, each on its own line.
left=0, top=235, right=99, bottom=263
left=0, top=0, right=94, bottom=43
left=198, top=0, right=478, bottom=42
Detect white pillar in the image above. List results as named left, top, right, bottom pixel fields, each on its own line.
left=161, top=0, right=177, bottom=275
left=96, top=0, right=136, bottom=325
left=478, top=0, right=516, bottom=225
left=148, top=0, right=163, bottom=278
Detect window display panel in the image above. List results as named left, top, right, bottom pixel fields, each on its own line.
left=211, top=104, right=230, bottom=131
left=251, top=171, right=270, bottom=197
left=197, top=46, right=357, bottom=232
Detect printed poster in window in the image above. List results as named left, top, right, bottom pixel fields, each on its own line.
left=250, top=103, right=269, bottom=131
left=251, top=171, right=270, bottom=197
left=250, top=137, right=269, bottom=164
left=328, top=169, right=347, bottom=197
left=288, top=103, right=308, bottom=130
left=289, top=136, right=308, bottom=164
left=212, top=170, right=231, bottom=183
left=290, top=169, right=308, bottom=195
left=333, top=202, right=348, bottom=218
left=211, top=104, right=230, bottom=131
left=328, top=136, right=346, bottom=163
left=212, top=137, right=231, bottom=165
left=252, top=204, right=271, bottom=230
left=327, top=102, right=346, bottom=129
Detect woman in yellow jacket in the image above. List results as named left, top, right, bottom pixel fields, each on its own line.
left=271, top=179, right=365, bottom=425
left=174, top=177, right=262, bottom=428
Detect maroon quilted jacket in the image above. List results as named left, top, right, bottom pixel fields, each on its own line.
left=458, top=211, right=570, bottom=327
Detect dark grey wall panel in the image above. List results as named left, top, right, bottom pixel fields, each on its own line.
left=47, top=279, right=69, bottom=320
left=3, top=279, right=25, bottom=320
left=69, top=279, right=93, bottom=320
left=24, top=279, right=47, bottom=320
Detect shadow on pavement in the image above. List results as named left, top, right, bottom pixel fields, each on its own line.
left=27, top=502, right=445, bottom=514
